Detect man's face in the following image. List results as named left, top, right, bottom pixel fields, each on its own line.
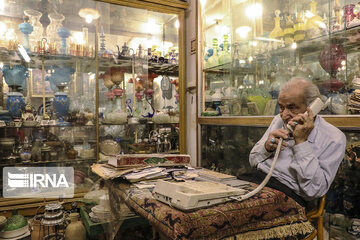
left=278, top=88, right=307, bottom=124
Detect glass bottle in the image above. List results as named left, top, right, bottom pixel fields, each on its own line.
left=283, top=15, right=294, bottom=45
left=232, top=42, right=242, bottom=69
left=334, top=0, right=342, bottom=31
left=103, top=91, right=115, bottom=123
left=106, top=88, right=127, bottom=124
left=134, top=92, right=146, bottom=120
left=305, top=1, right=325, bottom=39
left=294, top=12, right=306, bottom=42
left=206, top=38, right=219, bottom=68
left=219, top=34, right=231, bottom=65
left=24, top=9, right=43, bottom=52
left=46, top=13, right=65, bottom=54
left=269, top=10, right=283, bottom=40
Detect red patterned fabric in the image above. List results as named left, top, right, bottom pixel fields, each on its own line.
left=107, top=181, right=314, bottom=240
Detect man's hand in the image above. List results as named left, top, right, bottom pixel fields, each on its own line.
left=287, top=107, right=315, bottom=145
left=265, top=128, right=289, bottom=152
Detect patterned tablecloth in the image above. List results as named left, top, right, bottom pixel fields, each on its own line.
left=107, top=180, right=314, bottom=240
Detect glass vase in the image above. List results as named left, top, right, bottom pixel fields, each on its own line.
left=24, top=9, right=43, bottom=52
left=46, top=13, right=65, bottom=54
left=103, top=92, right=115, bottom=123
left=53, top=88, right=70, bottom=126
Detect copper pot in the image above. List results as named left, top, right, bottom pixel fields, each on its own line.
left=30, top=215, right=54, bottom=240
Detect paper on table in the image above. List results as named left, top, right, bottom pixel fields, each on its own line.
left=124, top=167, right=165, bottom=180
left=108, top=156, right=117, bottom=167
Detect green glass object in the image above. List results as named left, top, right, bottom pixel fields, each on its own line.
left=219, top=35, right=231, bottom=65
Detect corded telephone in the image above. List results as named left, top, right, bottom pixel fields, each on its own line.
left=286, top=97, right=324, bottom=132
left=233, top=97, right=325, bottom=202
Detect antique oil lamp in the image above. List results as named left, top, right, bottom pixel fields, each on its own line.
left=3, top=65, right=28, bottom=119
left=104, top=67, right=128, bottom=124
left=46, top=66, right=75, bottom=126
left=18, top=16, right=33, bottom=52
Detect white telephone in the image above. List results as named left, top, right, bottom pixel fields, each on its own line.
left=287, top=97, right=324, bottom=132
left=234, top=97, right=325, bottom=202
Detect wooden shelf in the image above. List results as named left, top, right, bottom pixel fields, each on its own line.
left=0, top=124, right=96, bottom=129
left=0, top=158, right=97, bottom=167
left=0, top=49, right=179, bottom=76
left=198, top=115, right=360, bottom=128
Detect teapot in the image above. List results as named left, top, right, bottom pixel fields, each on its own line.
left=117, top=42, right=130, bottom=58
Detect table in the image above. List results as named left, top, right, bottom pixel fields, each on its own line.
left=106, top=180, right=315, bottom=240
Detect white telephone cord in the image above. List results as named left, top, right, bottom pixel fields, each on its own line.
left=230, top=138, right=283, bottom=202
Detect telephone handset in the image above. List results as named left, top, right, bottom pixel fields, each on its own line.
left=233, top=97, right=325, bottom=202
left=286, top=97, right=324, bottom=132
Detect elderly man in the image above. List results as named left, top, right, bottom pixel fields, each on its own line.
left=246, top=77, right=346, bottom=207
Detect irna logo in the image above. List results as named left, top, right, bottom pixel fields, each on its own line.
left=3, top=167, right=74, bottom=198
left=7, top=172, right=69, bottom=188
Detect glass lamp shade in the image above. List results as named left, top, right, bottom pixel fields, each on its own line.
left=2, top=65, right=28, bottom=90
left=46, top=66, right=75, bottom=89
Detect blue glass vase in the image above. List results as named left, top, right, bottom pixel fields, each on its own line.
left=6, top=92, right=25, bottom=119
left=53, top=91, right=70, bottom=126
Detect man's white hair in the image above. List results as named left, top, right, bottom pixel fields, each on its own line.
left=280, top=77, right=320, bottom=106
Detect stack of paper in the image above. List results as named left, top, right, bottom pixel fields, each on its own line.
left=197, top=169, right=250, bottom=188
left=123, top=167, right=168, bottom=182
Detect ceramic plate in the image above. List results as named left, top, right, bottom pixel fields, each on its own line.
left=0, top=225, right=29, bottom=239
left=0, top=230, right=30, bottom=240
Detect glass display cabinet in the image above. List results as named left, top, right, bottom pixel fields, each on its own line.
left=198, top=0, right=360, bottom=238
left=0, top=0, right=186, bottom=215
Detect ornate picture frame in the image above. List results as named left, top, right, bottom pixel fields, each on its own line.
left=29, top=69, right=54, bottom=97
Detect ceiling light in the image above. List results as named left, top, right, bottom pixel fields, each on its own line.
left=245, top=3, right=262, bottom=18
left=78, top=8, right=100, bottom=24
left=142, top=19, right=161, bottom=34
